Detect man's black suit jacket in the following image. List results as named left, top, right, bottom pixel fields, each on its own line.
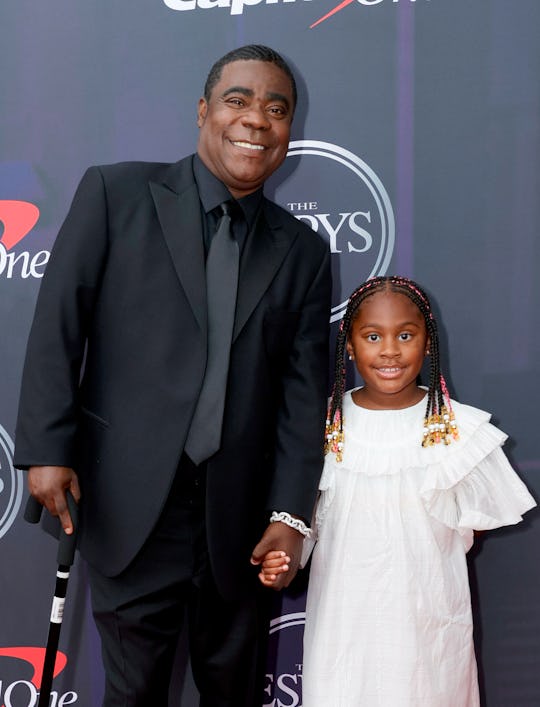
left=15, top=155, right=331, bottom=599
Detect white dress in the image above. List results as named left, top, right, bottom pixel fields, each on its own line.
left=302, top=390, right=535, bottom=707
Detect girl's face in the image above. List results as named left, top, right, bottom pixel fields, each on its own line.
left=346, top=289, right=429, bottom=410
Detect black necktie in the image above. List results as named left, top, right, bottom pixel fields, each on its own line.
left=184, top=202, right=239, bottom=464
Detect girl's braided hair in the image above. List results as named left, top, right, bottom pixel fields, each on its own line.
left=325, top=276, right=459, bottom=461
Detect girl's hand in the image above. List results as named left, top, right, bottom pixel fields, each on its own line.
left=257, top=550, right=291, bottom=587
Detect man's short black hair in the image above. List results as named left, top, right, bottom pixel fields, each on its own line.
left=204, top=44, right=297, bottom=110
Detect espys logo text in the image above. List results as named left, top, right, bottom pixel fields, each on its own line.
left=0, top=647, right=77, bottom=707
left=0, top=424, right=24, bottom=540
left=163, top=0, right=430, bottom=25
left=276, top=140, right=394, bottom=323
left=264, top=612, right=305, bottom=706
left=0, top=201, right=49, bottom=279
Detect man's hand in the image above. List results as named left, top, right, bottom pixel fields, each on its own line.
left=250, top=521, right=305, bottom=590
left=27, top=465, right=81, bottom=535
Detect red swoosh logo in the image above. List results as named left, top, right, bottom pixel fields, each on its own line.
left=0, top=647, right=67, bottom=706
left=0, top=200, right=40, bottom=250
left=310, top=0, right=355, bottom=28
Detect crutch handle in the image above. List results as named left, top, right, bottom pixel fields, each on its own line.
left=24, top=494, right=43, bottom=523
left=24, top=492, right=79, bottom=567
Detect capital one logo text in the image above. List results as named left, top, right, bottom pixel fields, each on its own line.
left=0, top=647, right=77, bottom=707
left=0, top=201, right=49, bottom=279
left=163, top=0, right=430, bottom=22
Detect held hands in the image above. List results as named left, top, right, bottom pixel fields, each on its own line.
left=250, top=521, right=304, bottom=591
left=257, top=550, right=291, bottom=588
left=27, top=465, right=81, bottom=535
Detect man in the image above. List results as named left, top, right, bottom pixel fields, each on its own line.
left=15, top=45, right=331, bottom=706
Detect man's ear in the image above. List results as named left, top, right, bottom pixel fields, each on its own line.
left=197, top=98, right=208, bottom=128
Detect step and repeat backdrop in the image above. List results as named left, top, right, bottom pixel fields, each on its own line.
left=1, top=1, right=539, bottom=705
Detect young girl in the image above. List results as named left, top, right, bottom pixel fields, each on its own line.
left=260, top=276, right=536, bottom=706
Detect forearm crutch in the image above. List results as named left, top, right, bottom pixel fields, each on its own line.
left=24, top=492, right=79, bottom=707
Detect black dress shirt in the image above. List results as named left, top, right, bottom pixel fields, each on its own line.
left=193, top=153, right=263, bottom=256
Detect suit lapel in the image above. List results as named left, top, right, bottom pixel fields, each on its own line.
left=150, top=161, right=299, bottom=342
left=149, top=158, right=207, bottom=334
left=233, top=200, right=298, bottom=341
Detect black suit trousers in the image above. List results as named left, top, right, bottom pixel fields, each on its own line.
left=87, top=458, right=271, bottom=707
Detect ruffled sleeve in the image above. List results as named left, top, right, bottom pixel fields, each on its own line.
left=420, top=402, right=536, bottom=541
left=454, top=448, right=536, bottom=529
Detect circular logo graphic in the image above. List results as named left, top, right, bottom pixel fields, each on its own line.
left=0, top=424, right=24, bottom=539
left=265, top=611, right=305, bottom=706
left=269, top=610, right=306, bottom=635
left=271, top=140, right=395, bottom=322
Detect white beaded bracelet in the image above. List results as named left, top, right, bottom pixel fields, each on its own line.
left=270, top=511, right=312, bottom=538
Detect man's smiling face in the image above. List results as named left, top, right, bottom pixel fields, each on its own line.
left=196, top=59, right=294, bottom=199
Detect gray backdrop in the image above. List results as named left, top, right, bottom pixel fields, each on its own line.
left=1, top=1, right=539, bottom=705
